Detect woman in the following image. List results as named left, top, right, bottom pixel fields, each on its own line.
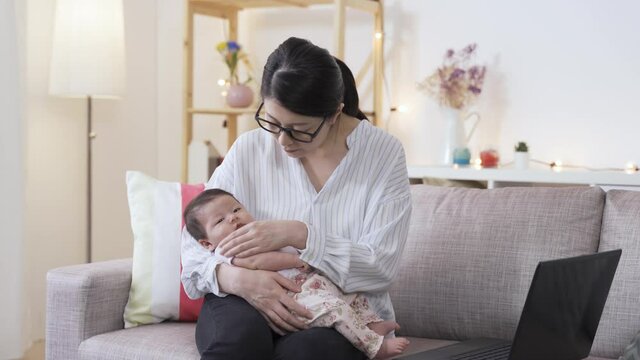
left=181, top=37, right=412, bottom=360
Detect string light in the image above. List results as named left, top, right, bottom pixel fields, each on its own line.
left=625, top=162, right=639, bottom=174
left=530, top=158, right=638, bottom=174
left=374, top=32, right=383, bottom=40
left=221, top=90, right=227, bottom=97
left=550, top=160, right=563, bottom=172
left=217, top=79, right=226, bottom=86
left=387, top=105, right=409, bottom=130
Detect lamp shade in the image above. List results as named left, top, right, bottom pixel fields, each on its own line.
left=49, top=0, right=125, bottom=98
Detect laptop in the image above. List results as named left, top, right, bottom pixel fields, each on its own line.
left=401, top=249, right=622, bottom=360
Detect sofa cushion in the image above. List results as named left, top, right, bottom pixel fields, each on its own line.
left=123, top=171, right=205, bottom=328
left=78, top=322, right=199, bottom=360
left=591, top=190, right=640, bottom=358
left=390, top=185, right=605, bottom=341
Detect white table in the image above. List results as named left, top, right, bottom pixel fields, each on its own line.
left=407, top=165, right=640, bottom=189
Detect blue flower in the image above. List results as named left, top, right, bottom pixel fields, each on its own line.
left=227, top=41, right=240, bottom=51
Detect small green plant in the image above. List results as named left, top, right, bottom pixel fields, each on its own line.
left=514, top=141, right=528, bottom=152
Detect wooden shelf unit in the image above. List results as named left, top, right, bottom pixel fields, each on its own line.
left=183, top=0, right=384, bottom=181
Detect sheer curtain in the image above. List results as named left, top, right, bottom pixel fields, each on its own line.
left=0, top=0, right=25, bottom=358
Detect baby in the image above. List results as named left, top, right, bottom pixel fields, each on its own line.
left=183, top=188, right=410, bottom=360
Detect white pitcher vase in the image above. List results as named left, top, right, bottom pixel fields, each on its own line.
left=441, top=107, right=481, bottom=165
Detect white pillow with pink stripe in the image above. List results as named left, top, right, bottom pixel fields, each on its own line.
left=123, top=171, right=205, bottom=328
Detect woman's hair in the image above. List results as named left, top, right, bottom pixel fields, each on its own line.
left=183, top=188, right=236, bottom=240
left=260, top=37, right=366, bottom=120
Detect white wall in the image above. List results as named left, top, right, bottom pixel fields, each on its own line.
left=1, top=1, right=25, bottom=358
left=92, top=0, right=158, bottom=261
left=189, top=1, right=640, bottom=170
left=24, top=0, right=86, bottom=344
left=157, top=0, right=184, bottom=182
left=22, top=0, right=160, bottom=350
left=385, top=0, right=640, bottom=168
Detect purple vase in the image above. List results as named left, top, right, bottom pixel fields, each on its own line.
left=226, top=84, right=254, bottom=108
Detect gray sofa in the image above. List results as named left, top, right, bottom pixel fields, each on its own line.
left=46, top=185, right=640, bottom=359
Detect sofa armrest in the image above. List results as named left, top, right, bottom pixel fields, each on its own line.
left=46, top=258, right=133, bottom=360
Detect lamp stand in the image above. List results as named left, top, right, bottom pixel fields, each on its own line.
left=87, top=96, right=95, bottom=263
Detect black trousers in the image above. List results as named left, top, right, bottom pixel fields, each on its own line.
left=195, top=294, right=368, bottom=360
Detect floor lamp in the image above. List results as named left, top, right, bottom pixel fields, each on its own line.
left=49, top=0, right=126, bottom=263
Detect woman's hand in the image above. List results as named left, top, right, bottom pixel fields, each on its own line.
left=218, top=220, right=307, bottom=258
left=225, top=265, right=313, bottom=335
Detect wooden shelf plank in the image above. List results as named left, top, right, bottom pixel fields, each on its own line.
left=190, top=0, right=336, bottom=10
left=189, top=107, right=374, bottom=116
left=346, top=0, right=379, bottom=14
left=189, top=107, right=257, bottom=115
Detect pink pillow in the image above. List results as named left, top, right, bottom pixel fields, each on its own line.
left=123, top=171, right=204, bottom=328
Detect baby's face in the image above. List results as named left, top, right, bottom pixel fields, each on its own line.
left=195, top=195, right=254, bottom=250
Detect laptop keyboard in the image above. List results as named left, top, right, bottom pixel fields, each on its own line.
left=450, top=344, right=512, bottom=360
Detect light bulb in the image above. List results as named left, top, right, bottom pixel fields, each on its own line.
left=625, top=162, right=638, bottom=174
left=374, top=32, right=383, bottom=40
left=217, top=79, right=226, bottom=86
left=397, top=105, right=408, bottom=113
left=552, top=160, right=563, bottom=172
left=221, top=91, right=228, bottom=97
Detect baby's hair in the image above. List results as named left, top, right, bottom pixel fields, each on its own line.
left=183, top=188, right=237, bottom=240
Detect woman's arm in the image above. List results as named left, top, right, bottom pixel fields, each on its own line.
left=301, top=195, right=411, bottom=293
left=183, top=229, right=313, bottom=333
left=215, top=264, right=312, bottom=334
left=299, top=144, right=412, bottom=294
left=232, top=251, right=306, bottom=271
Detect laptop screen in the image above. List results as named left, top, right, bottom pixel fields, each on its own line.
left=509, top=249, right=621, bottom=360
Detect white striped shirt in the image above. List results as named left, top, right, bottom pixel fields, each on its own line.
left=181, top=120, right=412, bottom=320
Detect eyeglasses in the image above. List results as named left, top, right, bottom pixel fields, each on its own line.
left=254, top=102, right=327, bottom=143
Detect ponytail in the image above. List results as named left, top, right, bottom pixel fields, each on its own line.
left=334, top=57, right=367, bottom=120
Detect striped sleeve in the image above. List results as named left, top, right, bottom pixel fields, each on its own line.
left=180, top=136, right=239, bottom=298
left=299, top=141, right=412, bottom=293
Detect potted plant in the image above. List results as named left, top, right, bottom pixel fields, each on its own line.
left=514, top=141, right=529, bottom=170
left=216, top=40, right=254, bottom=108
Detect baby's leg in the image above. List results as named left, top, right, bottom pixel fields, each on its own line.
left=317, top=301, right=384, bottom=359
left=366, top=320, right=410, bottom=359
left=367, top=321, right=400, bottom=336
left=373, top=337, right=410, bottom=360
left=327, top=306, right=409, bottom=360
left=350, top=295, right=409, bottom=359
left=293, top=274, right=409, bottom=359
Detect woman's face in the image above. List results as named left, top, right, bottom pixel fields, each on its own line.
left=262, top=99, right=338, bottom=159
